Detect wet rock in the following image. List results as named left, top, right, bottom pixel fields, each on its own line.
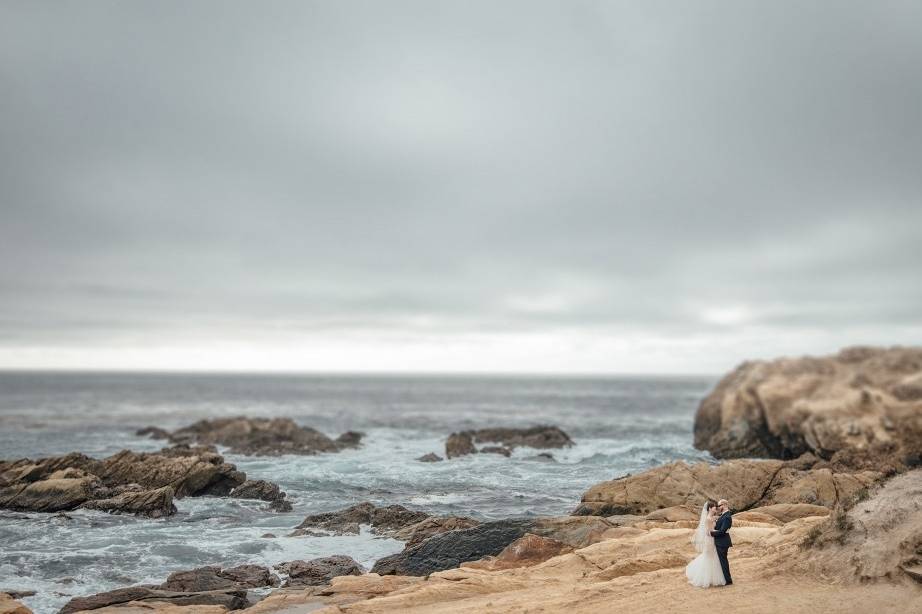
left=59, top=587, right=249, bottom=614
left=290, top=502, right=428, bottom=537
left=527, top=452, right=556, bottom=462
left=229, top=479, right=291, bottom=512
left=275, top=555, right=364, bottom=587
left=164, top=417, right=361, bottom=456
left=480, top=446, right=511, bottom=457
left=261, top=533, right=276, bottom=538
left=0, top=591, right=35, bottom=600
left=415, top=453, right=443, bottom=463
left=0, top=446, right=245, bottom=515
left=135, top=426, right=171, bottom=440
left=393, top=516, right=481, bottom=548
left=694, top=346, right=922, bottom=467
left=444, top=426, right=573, bottom=459
left=80, top=485, right=176, bottom=518
left=159, top=564, right=279, bottom=592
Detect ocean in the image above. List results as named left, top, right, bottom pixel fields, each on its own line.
left=0, top=372, right=716, bottom=613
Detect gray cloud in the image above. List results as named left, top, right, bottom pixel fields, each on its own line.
left=1, top=1, right=921, bottom=371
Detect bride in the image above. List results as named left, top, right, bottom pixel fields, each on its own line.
left=685, top=500, right=727, bottom=588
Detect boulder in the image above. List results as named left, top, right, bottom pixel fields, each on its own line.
left=444, top=426, right=573, bottom=459
left=80, top=486, right=176, bottom=518
left=290, top=502, right=428, bottom=537
left=72, top=604, right=226, bottom=614
left=574, top=459, right=881, bottom=516
left=393, top=516, right=481, bottom=548
left=229, top=480, right=291, bottom=512
left=694, top=346, right=922, bottom=467
left=643, top=506, right=699, bottom=523
left=160, top=417, right=361, bottom=456
left=159, top=565, right=279, bottom=592
left=135, top=427, right=171, bottom=440
left=275, top=555, right=364, bottom=587
left=0, top=593, right=32, bottom=614
left=415, top=453, right=443, bottom=463
left=59, top=588, right=249, bottom=614
left=464, top=533, right=574, bottom=570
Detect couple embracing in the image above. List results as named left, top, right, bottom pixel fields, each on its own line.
left=685, top=498, right=733, bottom=588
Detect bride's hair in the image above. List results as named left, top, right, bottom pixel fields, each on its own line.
left=705, top=500, right=717, bottom=510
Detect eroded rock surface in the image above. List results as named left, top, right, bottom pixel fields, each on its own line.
left=694, top=346, right=922, bottom=466
left=275, top=556, right=364, bottom=587
left=290, top=503, right=428, bottom=537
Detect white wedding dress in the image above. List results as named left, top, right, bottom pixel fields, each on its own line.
left=685, top=505, right=727, bottom=588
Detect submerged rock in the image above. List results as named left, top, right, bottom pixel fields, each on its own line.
left=694, top=345, right=922, bottom=467
left=147, top=417, right=363, bottom=456
left=415, top=453, right=443, bottom=463
left=444, top=426, right=574, bottom=459
left=229, top=479, right=292, bottom=512
left=275, top=555, right=364, bottom=587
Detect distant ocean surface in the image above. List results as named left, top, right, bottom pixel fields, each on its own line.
left=0, top=372, right=716, bottom=613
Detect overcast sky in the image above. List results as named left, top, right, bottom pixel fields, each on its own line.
left=1, top=1, right=920, bottom=374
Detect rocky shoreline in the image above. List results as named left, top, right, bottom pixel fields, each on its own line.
left=2, top=346, right=921, bottom=614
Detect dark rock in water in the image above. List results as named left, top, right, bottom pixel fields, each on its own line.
left=230, top=479, right=292, bottom=511
left=164, top=417, right=361, bottom=456
left=371, top=519, right=535, bottom=576
left=80, top=485, right=176, bottom=518
left=445, top=426, right=573, bottom=459
left=159, top=564, right=279, bottom=592
left=275, top=555, right=364, bottom=587
left=135, top=426, right=171, bottom=440
left=416, top=452, right=443, bottom=463
left=58, top=586, right=250, bottom=614
left=1, top=590, right=36, bottom=599
left=261, top=533, right=277, bottom=538
left=291, top=502, right=429, bottom=536
left=480, top=446, right=511, bottom=457
left=527, top=452, right=556, bottom=462
left=0, top=445, right=245, bottom=515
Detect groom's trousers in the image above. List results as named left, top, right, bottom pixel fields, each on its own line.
left=716, top=546, right=732, bottom=584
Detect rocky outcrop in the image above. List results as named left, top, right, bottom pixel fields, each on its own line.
left=275, top=556, right=364, bottom=587
left=0, top=445, right=250, bottom=515
left=415, top=453, right=443, bottom=463
left=371, top=516, right=613, bottom=576
left=573, top=458, right=881, bottom=516
left=0, top=593, right=32, bottom=614
left=463, top=533, right=574, bottom=571
left=694, top=346, right=922, bottom=467
left=392, top=516, right=481, bottom=548
left=141, top=417, right=362, bottom=456
left=444, top=426, right=573, bottom=459
left=229, top=480, right=292, bottom=512
left=59, top=587, right=249, bottom=614
left=159, top=564, right=279, bottom=592
left=290, top=503, right=428, bottom=537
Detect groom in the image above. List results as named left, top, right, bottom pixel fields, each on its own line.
left=710, top=498, right=733, bottom=585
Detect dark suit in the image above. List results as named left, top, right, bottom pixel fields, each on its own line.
left=710, top=510, right=733, bottom=584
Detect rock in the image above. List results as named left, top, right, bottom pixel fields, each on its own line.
left=0, top=446, right=245, bottom=515
left=574, top=459, right=881, bottom=516
left=393, top=516, right=481, bottom=547
left=135, top=427, right=171, bottom=440
left=275, top=555, right=364, bottom=587
left=261, top=533, right=276, bottom=538
left=80, top=486, right=176, bottom=518
left=479, top=446, right=511, bottom=457
left=415, top=453, right=443, bottom=463
left=527, top=452, right=556, bottom=462
left=694, top=346, right=922, bottom=467
left=71, top=604, right=227, bottom=614
left=465, top=533, right=574, bottom=570
left=229, top=479, right=291, bottom=511
left=643, top=506, right=699, bottom=522
left=371, top=518, right=536, bottom=576
left=444, top=426, right=573, bottom=459
left=291, top=502, right=428, bottom=537
left=165, top=417, right=360, bottom=456
left=0, top=592, right=34, bottom=601
left=0, top=593, right=32, bottom=614
left=159, top=565, right=279, bottom=592
left=59, top=587, right=249, bottom=614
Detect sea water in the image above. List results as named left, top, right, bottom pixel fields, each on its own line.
left=0, top=372, right=716, bottom=613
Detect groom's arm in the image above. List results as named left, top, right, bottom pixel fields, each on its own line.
left=710, top=516, right=729, bottom=537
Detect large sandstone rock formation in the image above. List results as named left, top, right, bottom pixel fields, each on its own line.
left=573, top=458, right=880, bottom=516
left=444, top=426, right=573, bottom=459
left=140, top=417, right=362, bottom=456
left=694, top=346, right=922, bottom=465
